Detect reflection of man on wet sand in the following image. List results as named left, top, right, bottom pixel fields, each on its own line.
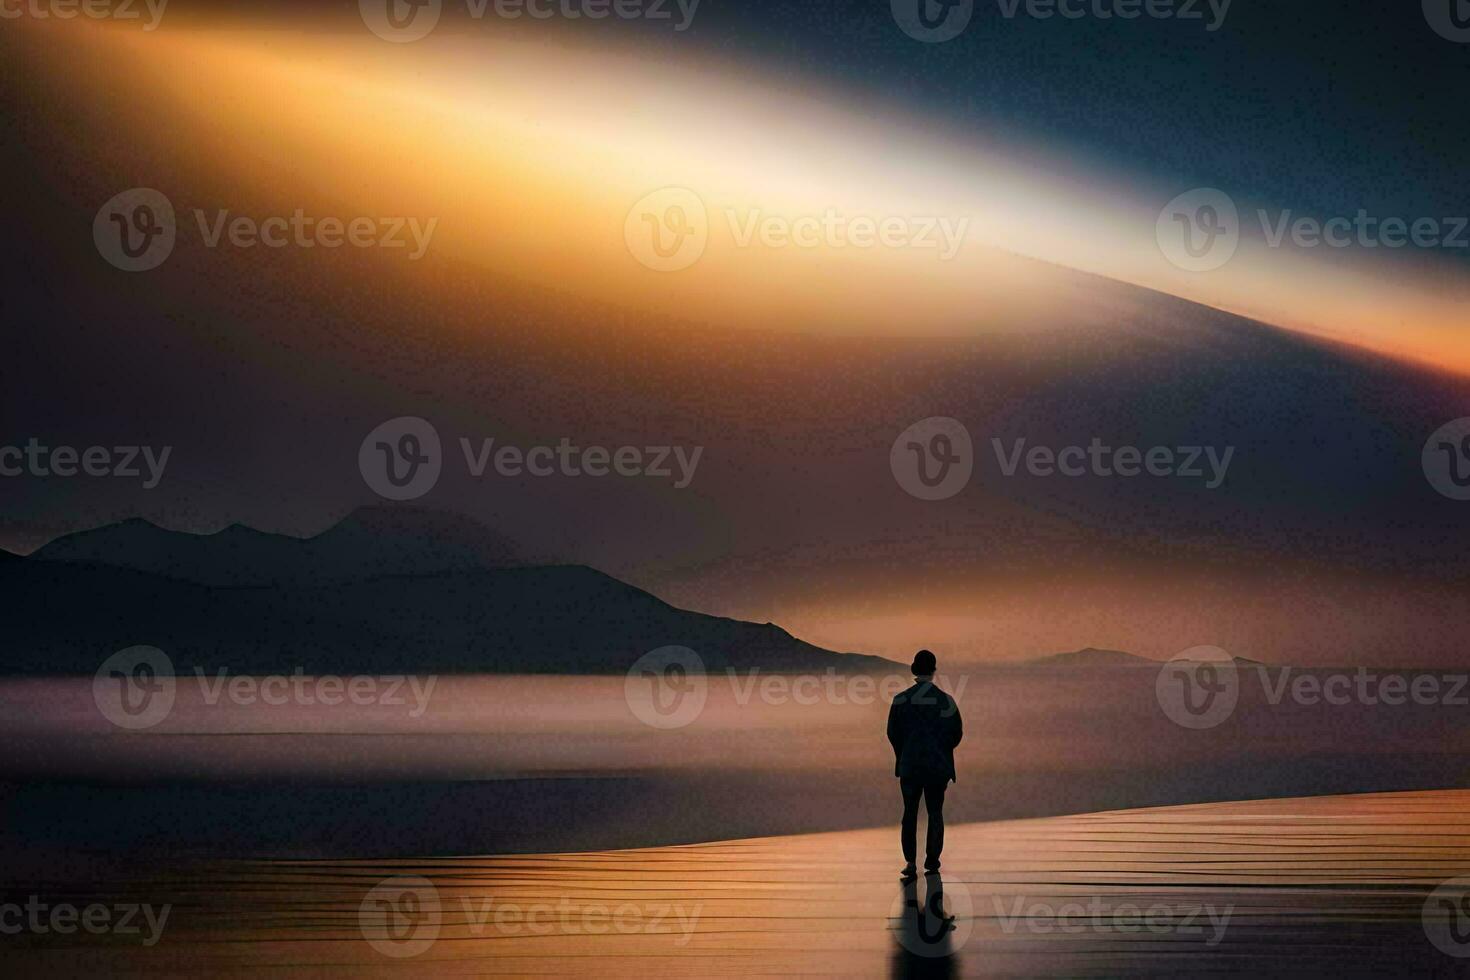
left=893, top=871, right=958, bottom=971
left=887, top=650, right=963, bottom=879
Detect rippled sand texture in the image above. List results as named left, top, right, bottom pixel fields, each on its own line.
left=9, top=789, right=1470, bottom=977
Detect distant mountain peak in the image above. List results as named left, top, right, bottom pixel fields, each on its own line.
left=1027, top=647, right=1267, bottom=668
left=30, top=506, right=538, bottom=587
left=1027, top=648, right=1155, bottom=667
left=3, top=516, right=901, bottom=676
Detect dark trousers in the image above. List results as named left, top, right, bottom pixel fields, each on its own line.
left=900, top=778, right=947, bottom=869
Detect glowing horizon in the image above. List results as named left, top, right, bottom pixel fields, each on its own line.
left=28, top=18, right=1470, bottom=375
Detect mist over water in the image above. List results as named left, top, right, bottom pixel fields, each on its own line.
left=5, top=666, right=1466, bottom=859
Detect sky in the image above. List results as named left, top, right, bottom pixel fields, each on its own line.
left=9, top=4, right=1469, bottom=369
left=2, top=1, right=1468, bottom=664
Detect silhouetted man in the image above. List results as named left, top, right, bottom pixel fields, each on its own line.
left=887, top=649, right=962, bottom=878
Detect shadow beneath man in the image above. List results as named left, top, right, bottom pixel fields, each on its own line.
left=890, top=871, right=959, bottom=979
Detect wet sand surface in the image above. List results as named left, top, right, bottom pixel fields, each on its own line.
left=7, top=788, right=1470, bottom=976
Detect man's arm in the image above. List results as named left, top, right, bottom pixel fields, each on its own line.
left=945, top=697, right=963, bottom=748
left=887, top=701, right=903, bottom=756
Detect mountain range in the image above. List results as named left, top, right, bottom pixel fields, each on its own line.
left=1025, top=648, right=1265, bottom=668
left=1, top=508, right=900, bottom=676
left=5, top=57, right=1469, bottom=667
left=28, top=505, right=536, bottom=587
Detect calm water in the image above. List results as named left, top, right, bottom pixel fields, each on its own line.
left=1, top=666, right=1466, bottom=862
left=4, top=666, right=1466, bottom=782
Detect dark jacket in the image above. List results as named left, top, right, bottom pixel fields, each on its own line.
left=887, top=680, right=963, bottom=783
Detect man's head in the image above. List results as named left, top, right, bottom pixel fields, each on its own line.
left=910, top=649, right=937, bottom=679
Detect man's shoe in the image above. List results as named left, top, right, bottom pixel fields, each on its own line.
left=900, top=863, right=918, bottom=879
left=924, top=862, right=941, bottom=874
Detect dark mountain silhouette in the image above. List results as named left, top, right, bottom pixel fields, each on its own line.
left=0, top=512, right=900, bottom=676
left=1026, top=648, right=1267, bottom=668
left=1026, top=648, right=1155, bottom=668
left=28, top=505, right=537, bottom=587
left=9, top=105, right=1470, bottom=664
